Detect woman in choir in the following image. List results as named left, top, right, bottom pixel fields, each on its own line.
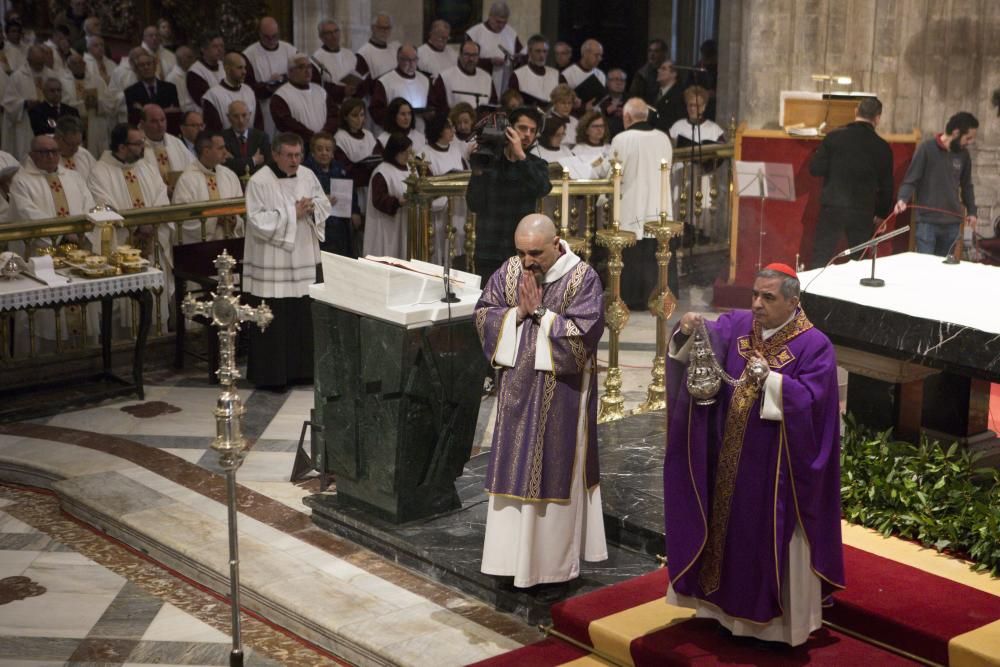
left=448, top=102, right=476, bottom=159
left=500, top=88, right=524, bottom=114
left=375, top=97, right=426, bottom=155
left=669, top=86, right=727, bottom=243
left=532, top=115, right=572, bottom=162
left=572, top=110, right=612, bottom=178
left=421, top=115, right=468, bottom=265
left=547, top=83, right=578, bottom=148
left=304, top=131, right=360, bottom=257
left=364, top=133, right=413, bottom=259
left=334, top=97, right=381, bottom=220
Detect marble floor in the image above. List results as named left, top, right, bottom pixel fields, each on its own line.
left=0, top=289, right=709, bottom=666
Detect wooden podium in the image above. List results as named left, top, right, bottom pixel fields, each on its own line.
left=714, top=124, right=921, bottom=307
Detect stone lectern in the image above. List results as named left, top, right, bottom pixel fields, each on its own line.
left=308, top=253, right=488, bottom=523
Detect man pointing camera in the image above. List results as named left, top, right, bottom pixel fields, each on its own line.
left=466, top=106, right=552, bottom=280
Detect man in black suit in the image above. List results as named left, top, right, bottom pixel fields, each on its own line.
left=221, top=100, right=268, bottom=180
left=29, top=78, right=81, bottom=135
left=124, top=50, right=180, bottom=130
left=808, top=97, right=894, bottom=268
left=650, top=61, right=686, bottom=136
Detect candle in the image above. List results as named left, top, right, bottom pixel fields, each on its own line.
left=561, top=168, right=570, bottom=236
left=612, top=161, right=622, bottom=230
left=660, top=158, right=669, bottom=215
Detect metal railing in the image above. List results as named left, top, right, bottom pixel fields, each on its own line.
left=2, top=140, right=735, bottom=421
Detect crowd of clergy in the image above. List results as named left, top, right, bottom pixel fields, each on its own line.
left=0, top=1, right=720, bottom=335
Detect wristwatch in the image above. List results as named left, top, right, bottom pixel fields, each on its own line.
left=532, top=305, right=548, bottom=322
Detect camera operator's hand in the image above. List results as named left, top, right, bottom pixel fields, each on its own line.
left=505, top=126, right=526, bottom=161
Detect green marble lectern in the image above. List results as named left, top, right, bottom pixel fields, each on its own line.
left=309, top=259, right=488, bottom=523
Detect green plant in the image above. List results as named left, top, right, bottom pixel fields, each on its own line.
left=840, top=413, right=1000, bottom=576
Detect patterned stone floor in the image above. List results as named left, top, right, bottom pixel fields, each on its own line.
left=0, top=288, right=709, bottom=666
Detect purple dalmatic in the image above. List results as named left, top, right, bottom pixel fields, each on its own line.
left=474, top=253, right=605, bottom=501
left=664, top=309, right=845, bottom=622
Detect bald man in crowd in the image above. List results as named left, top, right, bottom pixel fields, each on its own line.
left=201, top=52, right=262, bottom=132
left=243, top=16, right=298, bottom=137
left=369, top=43, right=430, bottom=130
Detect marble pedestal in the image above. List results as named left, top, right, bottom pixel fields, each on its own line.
left=311, top=301, right=488, bottom=523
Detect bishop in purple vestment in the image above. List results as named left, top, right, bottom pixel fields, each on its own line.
left=664, top=264, right=845, bottom=646
left=474, top=214, right=608, bottom=589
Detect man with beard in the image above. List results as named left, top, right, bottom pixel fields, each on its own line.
left=664, top=264, right=844, bottom=646
left=429, top=40, right=497, bottom=116
left=894, top=111, right=978, bottom=256
left=474, top=213, right=607, bottom=596
left=466, top=106, right=551, bottom=281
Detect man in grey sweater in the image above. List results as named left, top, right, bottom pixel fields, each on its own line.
left=894, top=111, right=978, bottom=256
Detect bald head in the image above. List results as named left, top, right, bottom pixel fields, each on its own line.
left=223, top=52, right=247, bottom=84
left=622, top=97, right=649, bottom=127
left=397, top=43, right=418, bottom=75
left=259, top=16, right=280, bottom=48
left=27, top=45, right=46, bottom=70
left=175, top=45, right=196, bottom=70
left=515, top=215, right=562, bottom=279
left=140, top=103, right=167, bottom=141
left=580, top=39, right=604, bottom=69
left=516, top=214, right=558, bottom=240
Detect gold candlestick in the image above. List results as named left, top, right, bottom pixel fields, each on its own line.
left=633, top=212, right=681, bottom=414
left=558, top=166, right=587, bottom=256
left=596, top=160, right=635, bottom=423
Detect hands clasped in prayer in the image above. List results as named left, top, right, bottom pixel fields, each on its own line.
left=295, top=197, right=315, bottom=218
left=516, top=271, right=543, bottom=323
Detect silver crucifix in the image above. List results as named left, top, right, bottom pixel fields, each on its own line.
left=180, top=249, right=272, bottom=667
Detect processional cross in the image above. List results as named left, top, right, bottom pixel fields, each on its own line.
left=180, top=250, right=272, bottom=667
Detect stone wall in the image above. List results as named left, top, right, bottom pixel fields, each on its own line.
left=718, top=0, right=1000, bottom=227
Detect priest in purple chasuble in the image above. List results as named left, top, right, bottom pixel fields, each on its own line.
left=664, top=263, right=844, bottom=646
left=474, top=214, right=608, bottom=590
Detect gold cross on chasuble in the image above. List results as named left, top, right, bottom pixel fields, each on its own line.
left=123, top=167, right=146, bottom=208
left=45, top=173, right=72, bottom=217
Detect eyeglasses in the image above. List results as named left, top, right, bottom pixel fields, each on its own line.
left=31, top=149, right=59, bottom=155
left=126, top=141, right=145, bottom=147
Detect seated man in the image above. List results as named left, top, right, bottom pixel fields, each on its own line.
left=172, top=129, right=243, bottom=244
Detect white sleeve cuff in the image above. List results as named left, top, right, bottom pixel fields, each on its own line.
left=759, top=371, right=783, bottom=421
left=533, top=310, right=558, bottom=371
left=492, top=308, right=521, bottom=368
left=668, top=331, right=694, bottom=362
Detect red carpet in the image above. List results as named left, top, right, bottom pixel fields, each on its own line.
left=471, top=543, right=1000, bottom=666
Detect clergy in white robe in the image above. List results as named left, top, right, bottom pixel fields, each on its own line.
left=243, top=132, right=330, bottom=388
left=139, top=104, right=195, bottom=188
left=88, top=124, right=173, bottom=327
left=141, top=25, right=176, bottom=80
left=107, top=48, right=142, bottom=124
left=61, top=52, right=111, bottom=156
left=165, top=46, right=198, bottom=113
left=611, top=98, right=673, bottom=309
left=357, top=12, right=400, bottom=81
left=475, top=215, right=607, bottom=590
left=243, top=17, right=298, bottom=138
left=466, top=4, right=523, bottom=95
left=312, top=20, right=367, bottom=103
left=83, top=39, right=116, bottom=89
left=201, top=52, right=260, bottom=132
left=172, top=130, right=243, bottom=244
left=428, top=41, right=497, bottom=116
left=1, top=47, right=56, bottom=160
left=364, top=133, right=412, bottom=259
left=417, top=20, right=458, bottom=79
left=2, top=37, right=27, bottom=75
left=54, top=115, right=96, bottom=181
left=8, top=136, right=95, bottom=344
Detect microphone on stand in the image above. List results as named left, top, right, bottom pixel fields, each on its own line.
left=836, top=225, right=910, bottom=258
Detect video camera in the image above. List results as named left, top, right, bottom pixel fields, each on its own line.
left=469, top=111, right=509, bottom=171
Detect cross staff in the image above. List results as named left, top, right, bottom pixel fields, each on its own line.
left=180, top=249, right=271, bottom=667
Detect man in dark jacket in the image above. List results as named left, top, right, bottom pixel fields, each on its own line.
left=808, top=97, right=894, bottom=268
left=466, top=106, right=552, bottom=280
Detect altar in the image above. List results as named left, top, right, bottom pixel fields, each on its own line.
left=799, top=253, right=1000, bottom=442
left=715, top=125, right=921, bottom=307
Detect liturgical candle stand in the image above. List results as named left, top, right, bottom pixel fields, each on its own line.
left=597, top=160, right=636, bottom=423
left=634, top=210, right=682, bottom=415
left=180, top=250, right=273, bottom=667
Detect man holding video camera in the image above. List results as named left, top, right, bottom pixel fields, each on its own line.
left=466, top=106, right=552, bottom=280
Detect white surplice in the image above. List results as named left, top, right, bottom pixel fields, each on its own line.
left=611, top=125, right=673, bottom=236
left=416, top=43, right=458, bottom=79
left=358, top=40, right=401, bottom=81
left=63, top=68, right=115, bottom=157
left=363, top=161, right=408, bottom=259
left=59, top=146, right=97, bottom=181
left=171, top=159, right=243, bottom=243
left=243, top=40, right=297, bottom=137
left=272, top=82, right=328, bottom=134
left=420, top=141, right=467, bottom=264
left=201, top=82, right=256, bottom=130
left=1, top=64, right=57, bottom=160
left=243, top=165, right=330, bottom=299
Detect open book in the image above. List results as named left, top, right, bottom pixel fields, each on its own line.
left=362, top=256, right=464, bottom=285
